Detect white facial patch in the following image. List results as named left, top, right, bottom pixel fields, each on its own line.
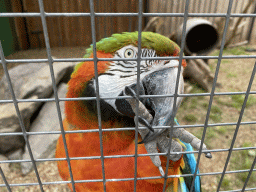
left=95, top=45, right=182, bottom=111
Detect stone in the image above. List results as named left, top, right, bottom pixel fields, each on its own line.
left=0, top=154, right=10, bottom=175
left=0, top=61, right=75, bottom=100
left=21, top=83, right=67, bottom=175
left=0, top=63, right=47, bottom=100
left=7, top=148, right=23, bottom=160
left=0, top=60, right=76, bottom=154
left=0, top=96, right=40, bottom=154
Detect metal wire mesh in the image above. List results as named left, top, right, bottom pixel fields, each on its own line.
left=0, top=0, right=256, bottom=191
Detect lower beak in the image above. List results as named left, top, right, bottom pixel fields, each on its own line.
left=140, top=67, right=184, bottom=143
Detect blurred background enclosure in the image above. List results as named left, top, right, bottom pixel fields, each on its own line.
left=1, top=0, right=256, bottom=191
left=7, top=0, right=256, bottom=52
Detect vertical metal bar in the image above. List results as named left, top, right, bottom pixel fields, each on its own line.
left=190, top=0, right=234, bottom=191
left=162, top=0, right=190, bottom=191
left=241, top=154, right=256, bottom=192
left=217, top=61, right=256, bottom=191
left=0, top=167, right=12, bottom=192
left=37, top=0, right=76, bottom=191
left=89, top=0, right=107, bottom=191
left=134, top=1, right=143, bottom=191
left=0, top=41, right=44, bottom=192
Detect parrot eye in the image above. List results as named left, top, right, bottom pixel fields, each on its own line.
left=124, top=48, right=135, bottom=58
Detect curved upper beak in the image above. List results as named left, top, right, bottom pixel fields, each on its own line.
left=140, top=67, right=184, bottom=143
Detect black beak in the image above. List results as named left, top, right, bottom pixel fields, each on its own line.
left=140, top=67, right=183, bottom=143
left=115, top=67, right=183, bottom=143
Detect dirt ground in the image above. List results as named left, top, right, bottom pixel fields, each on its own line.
left=0, top=45, right=256, bottom=191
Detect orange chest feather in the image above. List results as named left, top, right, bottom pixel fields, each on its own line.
left=65, top=52, right=112, bottom=128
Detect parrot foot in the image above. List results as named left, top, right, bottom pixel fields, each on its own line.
left=124, top=86, right=140, bottom=101
left=138, top=116, right=154, bottom=133
left=124, top=86, right=154, bottom=133
left=172, top=127, right=212, bottom=158
left=123, top=85, right=212, bottom=175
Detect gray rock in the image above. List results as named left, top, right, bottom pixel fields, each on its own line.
left=0, top=96, right=40, bottom=154
left=0, top=60, right=75, bottom=154
left=0, top=61, right=75, bottom=100
left=21, top=83, right=67, bottom=175
left=0, top=63, right=47, bottom=100
left=0, top=154, right=10, bottom=175
left=7, top=148, right=23, bottom=160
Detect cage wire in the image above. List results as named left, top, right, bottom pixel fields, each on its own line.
left=0, top=0, right=256, bottom=191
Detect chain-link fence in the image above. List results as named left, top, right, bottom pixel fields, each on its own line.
left=0, top=0, right=256, bottom=191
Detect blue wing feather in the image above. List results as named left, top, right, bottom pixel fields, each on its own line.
left=175, top=118, right=201, bottom=192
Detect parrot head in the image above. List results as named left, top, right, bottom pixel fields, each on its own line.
left=72, top=31, right=186, bottom=143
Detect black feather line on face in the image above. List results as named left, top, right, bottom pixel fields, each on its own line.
left=109, top=69, right=134, bottom=73
left=99, top=73, right=115, bottom=76
left=115, top=52, right=122, bottom=58
left=120, top=74, right=136, bottom=78
left=116, top=62, right=135, bottom=69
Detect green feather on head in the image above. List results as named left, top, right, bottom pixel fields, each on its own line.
left=84, top=31, right=181, bottom=58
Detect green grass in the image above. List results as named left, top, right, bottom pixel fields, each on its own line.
left=227, top=72, right=237, bottom=78
left=221, top=176, right=232, bottom=190
left=212, top=46, right=249, bottom=56
left=189, top=98, right=199, bottom=109
left=230, top=142, right=256, bottom=188
left=193, top=127, right=219, bottom=148
left=231, top=94, right=256, bottom=109
left=215, top=126, right=227, bottom=134
left=210, top=105, right=222, bottom=122
left=220, top=141, right=256, bottom=190
left=190, top=84, right=205, bottom=94
left=213, top=59, right=230, bottom=64
left=184, top=114, right=198, bottom=122
left=215, top=95, right=256, bottom=110
left=211, top=46, right=250, bottom=65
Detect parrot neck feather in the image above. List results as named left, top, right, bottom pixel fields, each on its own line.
left=65, top=52, right=112, bottom=128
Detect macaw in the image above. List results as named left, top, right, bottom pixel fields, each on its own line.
left=56, top=31, right=210, bottom=192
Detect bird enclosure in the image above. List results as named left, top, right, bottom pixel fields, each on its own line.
left=0, top=0, right=256, bottom=192
left=9, top=0, right=256, bottom=49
